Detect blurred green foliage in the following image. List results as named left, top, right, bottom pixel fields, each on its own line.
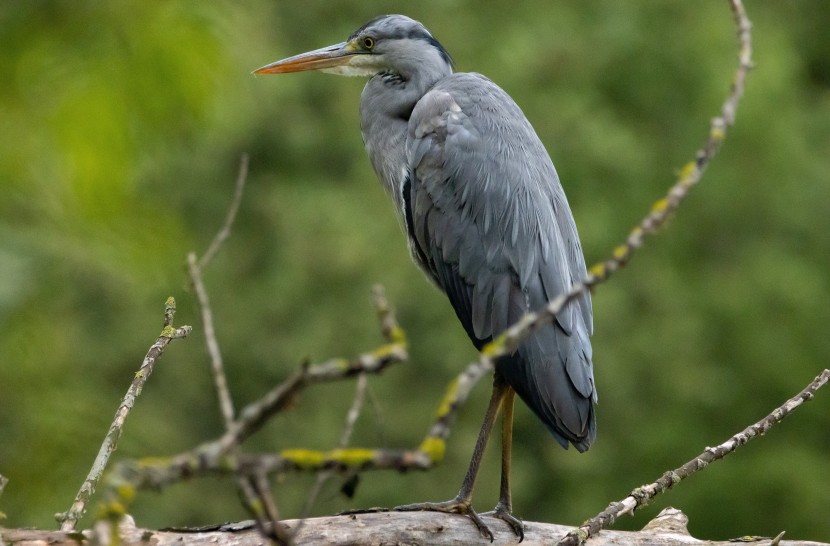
left=1, top=0, right=828, bottom=541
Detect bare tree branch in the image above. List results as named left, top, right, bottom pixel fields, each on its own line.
left=56, top=298, right=191, bottom=531
left=558, top=368, right=830, bottom=546
left=0, top=472, right=8, bottom=520
left=237, top=473, right=293, bottom=546
left=188, top=251, right=237, bottom=429
left=187, top=153, right=294, bottom=543
left=104, top=299, right=409, bottom=495
left=198, top=153, right=250, bottom=271
left=302, top=373, right=369, bottom=516
left=188, top=153, right=251, bottom=430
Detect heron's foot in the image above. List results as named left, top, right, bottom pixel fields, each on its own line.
left=395, top=498, right=495, bottom=541
left=481, top=502, right=524, bottom=542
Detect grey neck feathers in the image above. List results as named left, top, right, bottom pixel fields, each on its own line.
left=359, top=40, right=453, bottom=212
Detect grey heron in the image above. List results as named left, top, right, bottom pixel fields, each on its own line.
left=254, top=14, right=596, bottom=541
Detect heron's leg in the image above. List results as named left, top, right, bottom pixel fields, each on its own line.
left=481, top=386, right=525, bottom=540
left=454, top=377, right=508, bottom=502
left=396, top=378, right=509, bottom=541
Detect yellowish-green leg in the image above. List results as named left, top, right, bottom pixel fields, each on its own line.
left=482, top=386, right=524, bottom=540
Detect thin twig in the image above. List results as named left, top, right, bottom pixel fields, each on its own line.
left=106, top=311, right=408, bottom=494
left=57, top=298, right=191, bottom=531
left=336, top=375, right=370, bottom=459
left=216, top=342, right=407, bottom=453
left=415, top=360, right=493, bottom=463
left=372, top=285, right=405, bottom=344
left=296, top=290, right=390, bottom=525
left=189, top=154, right=290, bottom=544
left=188, top=252, right=236, bottom=429
left=188, top=153, right=251, bottom=429
left=254, top=472, right=284, bottom=537
left=479, top=0, right=752, bottom=367
left=302, top=373, right=369, bottom=515
left=557, top=369, right=830, bottom=546
left=237, top=474, right=293, bottom=546
left=199, top=153, right=249, bottom=270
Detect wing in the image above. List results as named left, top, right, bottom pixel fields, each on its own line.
left=405, top=73, right=596, bottom=449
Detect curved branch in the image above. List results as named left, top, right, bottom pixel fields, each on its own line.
left=478, top=0, right=753, bottom=368
left=558, top=369, right=830, bottom=546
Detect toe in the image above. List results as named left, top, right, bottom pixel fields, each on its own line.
left=482, top=505, right=524, bottom=541
left=394, top=498, right=495, bottom=541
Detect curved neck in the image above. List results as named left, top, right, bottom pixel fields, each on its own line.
left=359, top=51, right=452, bottom=210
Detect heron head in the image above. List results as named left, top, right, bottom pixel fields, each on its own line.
left=253, top=15, right=453, bottom=79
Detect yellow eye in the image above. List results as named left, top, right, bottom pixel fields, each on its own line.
left=362, top=36, right=375, bottom=49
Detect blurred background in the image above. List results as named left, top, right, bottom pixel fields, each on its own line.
left=1, top=0, right=828, bottom=541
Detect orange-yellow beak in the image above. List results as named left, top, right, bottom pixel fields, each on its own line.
left=253, top=42, right=355, bottom=75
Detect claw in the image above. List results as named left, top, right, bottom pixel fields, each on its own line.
left=395, top=498, right=495, bottom=541
left=482, top=503, right=524, bottom=542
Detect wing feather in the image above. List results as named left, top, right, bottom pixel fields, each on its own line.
left=405, top=73, right=596, bottom=448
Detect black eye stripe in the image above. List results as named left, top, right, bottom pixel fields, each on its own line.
left=346, top=16, right=454, bottom=68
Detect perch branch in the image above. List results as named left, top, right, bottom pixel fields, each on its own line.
left=7, top=508, right=829, bottom=546
left=57, top=298, right=191, bottom=531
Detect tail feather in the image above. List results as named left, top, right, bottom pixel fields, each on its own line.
left=495, top=302, right=596, bottom=452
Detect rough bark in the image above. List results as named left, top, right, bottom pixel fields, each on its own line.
left=2, top=508, right=827, bottom=546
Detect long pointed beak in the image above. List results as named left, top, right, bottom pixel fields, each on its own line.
left=253, top=42, right=354, bottom=74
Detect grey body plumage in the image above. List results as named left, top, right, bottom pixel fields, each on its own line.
left=357, top=17, right=596, bottom=449
left=255, top=14, right=595, bottom=538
